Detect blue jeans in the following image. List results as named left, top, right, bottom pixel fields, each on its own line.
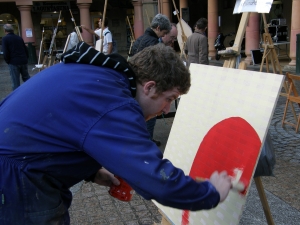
left=8, top=64, right=30, bottom=90
left=0, top=155, right=71, bottom=225
left=146, top=117, right=157, bottom=139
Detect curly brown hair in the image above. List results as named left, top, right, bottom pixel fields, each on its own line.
left=128, top=44, right=191, bottom=95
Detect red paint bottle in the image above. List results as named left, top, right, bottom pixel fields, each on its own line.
left=109, top=176, right=135, bottom=201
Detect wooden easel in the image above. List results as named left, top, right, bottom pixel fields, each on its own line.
left=62, top=9, right=84, bottom=55
left=42, top=10, right=62, bottom=68
left=219, top=12, right=250, bottom=69
left=222, top=12, right=274, bottom=225
left=156, top=12, right=275, bottom=225
left=260, top=14, right=298, bottom=125
left=260, top=14, right=282, bottom=74
left=171, top=0, right=187, bottom=60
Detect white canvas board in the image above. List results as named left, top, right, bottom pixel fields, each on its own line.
left=153, top=64, right=284, bottom=225
left=177, top=19, right=192, bottom=53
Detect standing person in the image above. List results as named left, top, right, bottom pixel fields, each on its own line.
left=81, top=17, right=113, bottom=54
left=2, top=24, right=30, bottom=90
left=160, top=23, right=178, bottom=47
left=131, top=14, right=171, bottom=55
left=0, top=43, right=232, bottom=225
left=66, top=27, right=82, bottom=51
left=185, top=18, right=209, bottom=67
left=131, top=13, right=172, bottom=146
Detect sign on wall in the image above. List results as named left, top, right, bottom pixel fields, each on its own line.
left=233, top=0, right=273, bottom=14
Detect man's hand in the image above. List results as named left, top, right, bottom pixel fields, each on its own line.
left=93, top=168, right=120, bottom=187
left=209, top=171, right=232, bottom=202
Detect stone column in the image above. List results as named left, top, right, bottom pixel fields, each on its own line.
left=288, top=0, right=300, bottom=66
left=244, top=13, right=260, bottom=65
left=161, top=0, right=171, bottom=20
left=77, top=3, right=93, bottom=46
left=17, top=5, right=35, bottom=44
left=208, top=0, right=218, bottom=59
left=132, top=0, right=144, bottom=39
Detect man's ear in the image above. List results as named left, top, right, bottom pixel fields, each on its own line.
left=143, top=81, right=156, bottom=95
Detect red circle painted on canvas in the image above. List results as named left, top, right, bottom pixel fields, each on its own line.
left=182, top=117, right=261, bottom=225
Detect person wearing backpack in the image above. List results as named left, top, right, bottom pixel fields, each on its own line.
left=81, top=17, right=116, bottom=54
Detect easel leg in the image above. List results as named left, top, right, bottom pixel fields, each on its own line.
left=47, top=56, right=52, bottom=67
left=180, top=41, right=188, bottom=61
left=260, top=46, right=268, bottom=72
left=254, top=177, right=275, bottom=225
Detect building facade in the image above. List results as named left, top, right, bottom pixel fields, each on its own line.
left=0, top=0, right=298, bottom=69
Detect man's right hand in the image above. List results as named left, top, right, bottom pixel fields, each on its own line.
left=209, top=171, right=232, bottom=202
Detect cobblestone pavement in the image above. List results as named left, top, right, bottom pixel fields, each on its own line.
left=1, top=56, right=300, bottom=224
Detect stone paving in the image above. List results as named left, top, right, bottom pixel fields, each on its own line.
left=1, top=55, right=300, bottom=224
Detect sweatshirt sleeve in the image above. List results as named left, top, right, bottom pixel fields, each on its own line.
left=82, top=102, right=220, bottom=211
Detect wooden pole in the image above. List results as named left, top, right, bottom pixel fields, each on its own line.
left=69, top=9, right=83, bottom=41
left=127, top=16, right=135, bottom=41
left=63, top=34, right=71, bottom=53
left=126, top=16, right=135, bottom=58
left=38, top=28, right=44, bottom=65
left=171, top=0, right=187, bottom=59
left=99, top=0, right=108, bottom=53
left=145, top=10, right=151, bottom=26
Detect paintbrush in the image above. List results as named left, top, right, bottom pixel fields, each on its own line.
left=195, top=176, right=245, bottom=192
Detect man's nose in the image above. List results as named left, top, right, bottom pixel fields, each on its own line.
left=163, top=104, right=171, bottom=114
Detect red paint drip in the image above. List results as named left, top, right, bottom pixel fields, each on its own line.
left=181, top=117, right=261, bottom=225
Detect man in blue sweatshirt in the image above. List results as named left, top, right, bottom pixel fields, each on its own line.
left=0, top=42, right=231, bottom=224
left=2, top=24, right=30, bottom=90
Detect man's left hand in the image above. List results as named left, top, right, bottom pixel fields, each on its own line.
left=93, top=168, right=120, bottom=187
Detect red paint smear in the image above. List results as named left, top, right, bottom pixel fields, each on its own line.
left=181, top=117, right=261, bottom=225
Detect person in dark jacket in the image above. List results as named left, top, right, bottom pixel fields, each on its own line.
left=2, top=24, right=30, bottom=90
left=131, top=13, right=171, bottom=55
left=0, top=42, right=232, bottom=224
left=131, top=14, right=172, bottom=146
left=185, top=18, right=209, bottom=68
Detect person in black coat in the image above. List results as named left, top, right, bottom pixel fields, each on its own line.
left=131, top=14, right=171, bottom=56
left=2, top=24, right=30, bottom=91
left=131, top=14, right=172, bottom=146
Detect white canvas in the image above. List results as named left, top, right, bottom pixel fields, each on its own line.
left=153, top=64, right=284, bottom=225
left=233, top=0, right=273, bottom=14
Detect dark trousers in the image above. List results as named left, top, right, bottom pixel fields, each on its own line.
left=8, top=64, right=30, bottom=90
